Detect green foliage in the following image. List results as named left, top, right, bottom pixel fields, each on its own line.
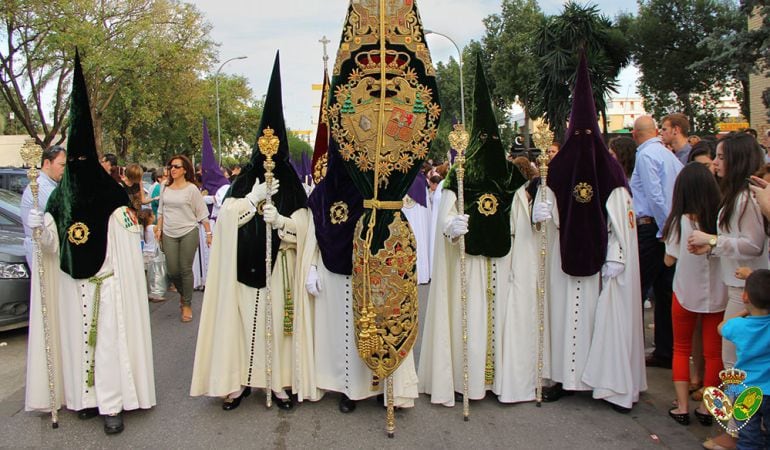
left=482, top=0, right=544, bottom=148
left=286, top=131, right=312, bottom=162
left=533, top=1, right=630, bottom=140
left=626, top=0, right=745, bottom=132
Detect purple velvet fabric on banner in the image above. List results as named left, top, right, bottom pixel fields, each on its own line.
left=307, top=142, right=363, bottom=276
left=406, top=171, right=428, bottom=207
left=201, top=119, right=230, bottom=195
left=546, top=52, right=628, bottom=277
left=301, top=152, right=311, bottom=182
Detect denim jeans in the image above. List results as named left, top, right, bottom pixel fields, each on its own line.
left=737, top=394, right=769, bottom=450
left=637, top=222, right=674, bottom=361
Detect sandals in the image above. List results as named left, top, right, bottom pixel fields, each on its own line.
left=668, top=407, right=690, bottom=425
left=691, top=387, right=705, bottom=402
left=181, top=304, right=193, bottom=323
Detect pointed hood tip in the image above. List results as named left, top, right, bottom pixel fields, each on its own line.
left=568, top=51, right=599, bottom=131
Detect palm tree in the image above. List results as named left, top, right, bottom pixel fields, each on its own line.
left=533, top=2, right=630, bottom=141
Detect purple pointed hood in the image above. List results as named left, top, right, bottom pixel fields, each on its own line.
left=406, top=171, right=428, bottom=207
left=301, top=151, right=311, bottom=182
left=546, top=52, right=628, bottom=277
left=201, top=118, right=230, bottom=194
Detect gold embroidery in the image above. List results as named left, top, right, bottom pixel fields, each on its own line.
left=402, top=195, right=416, bottom=209
left=256, top=200, right=266, bottom=216
left=67, top=222, right=90, bottom=245
left=573, top=183, right=594, bottom=203
left=477, top=194, right=499, bottom=216
left=329, top=201, right=350, bottom=225
left=313, top=152, right=328, bottom=184
left=353, top=213, right=418, bottom=382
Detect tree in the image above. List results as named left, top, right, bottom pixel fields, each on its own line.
left=0, top=0, right=215, bottom=151
left=483, top=0, right=544, bottom=150
left=533, top=2, right=631, bottom=140
left=625, top=0, right=745, bottom=132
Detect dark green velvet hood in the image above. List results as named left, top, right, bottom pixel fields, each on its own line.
left=445, top=54, right=526, bottom=258
left=227, top=52, right=307, bottom=289
left=46, top=50, right=130, bottom=279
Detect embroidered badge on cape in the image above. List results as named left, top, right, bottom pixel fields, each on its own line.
left=573, top=182, right=594, bottom=203
left=67, top=222, right=90, bottom=245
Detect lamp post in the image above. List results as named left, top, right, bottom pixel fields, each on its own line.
left=215, top=56, right=248, bottom=163
left=424, top=29, right=465, bottom=125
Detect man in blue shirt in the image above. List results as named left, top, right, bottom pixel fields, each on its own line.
left=630, top=116, right=683, bottom=368
left=20, top=145, right=66, bottom=267
left=660, top=113, right=692, bottom=165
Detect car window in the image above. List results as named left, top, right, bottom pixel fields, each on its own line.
left=0, top=189, right=22, bottom=217
left=0, top=211, right=17, bottom=226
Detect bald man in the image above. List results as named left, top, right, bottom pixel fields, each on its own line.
left=630, top=116, right=683, bottom=369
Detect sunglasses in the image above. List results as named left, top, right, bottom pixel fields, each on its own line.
left=168, top=163, right=184, bottom=169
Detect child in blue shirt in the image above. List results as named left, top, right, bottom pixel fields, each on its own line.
left=719, top=269, right=770, bottom=450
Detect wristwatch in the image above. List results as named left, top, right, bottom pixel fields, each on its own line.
left=708, top=236, right=717, bottom=248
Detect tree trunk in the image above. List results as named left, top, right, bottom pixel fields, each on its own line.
left=92, top=109, right=104, bottom=156
left=523, top=106, right=532, bottom=151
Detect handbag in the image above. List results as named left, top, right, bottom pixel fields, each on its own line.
left=147, top=247, right=168, bottom=299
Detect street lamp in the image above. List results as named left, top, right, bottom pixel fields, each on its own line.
left=215, top=56, right=248, bottom=163
left=424, top=29, right=465, bottom=125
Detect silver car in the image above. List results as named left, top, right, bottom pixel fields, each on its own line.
left=0, top=189, right=30, bottom=331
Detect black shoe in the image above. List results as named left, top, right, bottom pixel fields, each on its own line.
left=77, top=407, right=99, bottom=420
left=694, top=408, right=714, bottom=426
left=272, top=393, right=294, bottom=411
left=103, top=412, right=124, bottom=435
left=454, top=392, right=464, bottom=403
left=338, top=395, right=357, bottom=413
left=222, top=387, right=251, bottom=411
left=541, top=383, right=572, bottom=403
left=645, top=355, right=672, bottom=369
left=610, top=402, right=632, bottom=414
left=668, top=407, right=690, bottom=425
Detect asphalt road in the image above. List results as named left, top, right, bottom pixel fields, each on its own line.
left=0, top=285, right=714, bottom=449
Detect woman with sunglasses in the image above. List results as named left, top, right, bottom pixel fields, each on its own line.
left=156, top=155, right=212, bottom=322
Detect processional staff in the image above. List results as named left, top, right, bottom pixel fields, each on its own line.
left=258, top=127, right=280, bottom=409
left=20, top=139, right=59, bottom=428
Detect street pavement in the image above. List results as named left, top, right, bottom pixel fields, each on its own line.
left=0, top=285, right=714, bottom=449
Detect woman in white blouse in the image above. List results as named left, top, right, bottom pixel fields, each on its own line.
left=663, top=163, right=726, bottom=426
left=689, top=132, right=770, bottom=366
left=156, top=155, right=212, bottom=322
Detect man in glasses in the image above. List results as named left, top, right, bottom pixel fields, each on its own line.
left=20, top=145, right=66, bottom=266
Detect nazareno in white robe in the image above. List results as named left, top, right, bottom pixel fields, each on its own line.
left=419, top=189, right=534, bottom=405
left=190, top=198, right=317, bottom=401
left=298, top=217, right=418, bottom=407
left=401, top=191, right=432, bottom=285
left=427, top=181, right=444, bottom=279
left=26, top=207, right=156, bottom=415
left=194, top=185, right=227, bottom=290
left=543, top=186, right=646, bottom=408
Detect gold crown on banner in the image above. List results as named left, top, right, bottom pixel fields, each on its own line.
left=355, top=49, right=411, bottom=76
left=719, top=368, right=747, bottom=385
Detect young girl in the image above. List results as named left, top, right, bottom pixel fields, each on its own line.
left=138, top=209, right=166, bottom=302
left=689, top=132, right=770, bottom=449
left=663, top=163, right=726, bottom=426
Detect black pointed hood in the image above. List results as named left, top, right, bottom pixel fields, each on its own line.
left=445, top=53, right=526, bottom=257
left=227, top=52, right=307, bottom=289
left=46, top=50, right=129, bottom=279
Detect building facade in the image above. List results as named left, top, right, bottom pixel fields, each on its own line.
left=749, top=10, right=770, bottom=140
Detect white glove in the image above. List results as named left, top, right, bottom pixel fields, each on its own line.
left=305, top=265, right=322, bottom=297
left=601, top=261, right=625, bottom=279
left=28, top=209, right=45, bottom=230
left=446, top=214, right=469, bottom=239
left=532, top=201, right=553, bottom=223
left=263, top=204, right=286, bottom=229
left=246, top=178, right=280, bottom=206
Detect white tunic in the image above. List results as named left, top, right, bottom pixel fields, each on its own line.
left=544, top=186, right=647, bottom=408
left=401, top=191, right=432, bottom=285
left=419, top=189, right=533, bottom=405
left=26, top=207, right=156, bottom=415
left=301, top=218, right=418, bottom=407
left=190, top=198, right=316, bottom=400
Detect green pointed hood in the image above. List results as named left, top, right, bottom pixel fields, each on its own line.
left=46, top=49, right=129, bottom=279
left=445, top=53, right=526, bottom=257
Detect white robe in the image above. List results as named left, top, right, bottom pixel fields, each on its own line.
left=195, top=185, right=229, bottom=289
left=402, top=191, right=432, bottom=285
left=544, top=187, right=646, bottom=407
left=419, top=189, right=533, bottom=405
left=427, top=182, right=444, bottom=278
left=26, top=207, right=156, bottom=415
left=300, top=218, right=418, bottom=407
left=190, top=198, right=316, bottom=401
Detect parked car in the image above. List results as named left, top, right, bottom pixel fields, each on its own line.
left=0, top=188, right=30, bottom=331
left=0, top=168, right=30, bottom=195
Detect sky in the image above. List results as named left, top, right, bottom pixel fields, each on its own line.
left=192, top=0, right=640, bottom=132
